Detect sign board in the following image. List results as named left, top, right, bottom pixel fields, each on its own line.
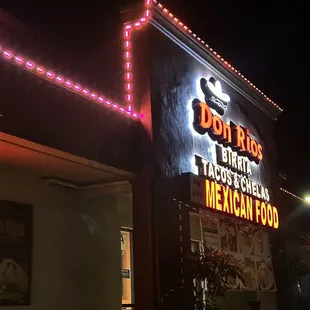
left=189, top=76, right=279, bottom=229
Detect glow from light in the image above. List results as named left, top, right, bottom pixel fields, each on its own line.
left=195, top=77, right=205, bottom=101
left=36, top=67, right=44, bottom=74
left=193, top=76, right=226, bottom=118
left=3, top=51, right=12, bottom=58
left=15, top=56, right=24, bottom=64
left=186, top=97, right=217, bottom=164
left=206, top=79, right=230, bottom=103
left=187, top=98, right=200, bottom=138
left=195, top=76, right=226, bottom=118
left=26, top=61, right=34, bottom=69
left=65, top=80, right=73, bottom=87
left=305, top=196, right=310, bottom=204
left=190, top=156, right=199, bottom=175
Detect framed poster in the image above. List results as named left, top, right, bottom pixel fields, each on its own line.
left=0, top=200, right=33, bottom=306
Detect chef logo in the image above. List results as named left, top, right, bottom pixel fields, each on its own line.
left=199, top=77, right=230, bottom=115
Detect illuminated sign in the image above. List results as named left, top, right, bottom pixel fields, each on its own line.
left=192, top=78, right=263, bottom=163
left=196, top=152, right=269, bottom=201
left=190, top=175, right=279, bottom=229
left=191, top=153, right=279, bottom=229
left=200, top=77, right=230, bottom=115
left=217, top=145, right=252, bottom=176
left=189, top=76, right=279, bottom=228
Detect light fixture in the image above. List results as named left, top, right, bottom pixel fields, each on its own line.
left=304, top=196, right=310, bottom=204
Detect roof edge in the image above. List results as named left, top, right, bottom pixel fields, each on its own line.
left=151, top=1, right=283, bottom=119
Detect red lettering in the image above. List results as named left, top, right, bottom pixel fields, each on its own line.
left=222, top=122, right=232, bottom=143
left=194, top=102, right=263, bottom=161
left=246, top=129, right=251, bottom=152
left=200, top=102, right=212, bottom=129
left=257, top=144, right=263, bottom=160
left=212, top=116, right=223, bottom=136
left=250, top=139, right=258, bottom=158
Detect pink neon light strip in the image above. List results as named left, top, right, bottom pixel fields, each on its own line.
left=152, top=0, right=282, bottom=112
left=0, top=45, right=140, bottom=119
left=0, top=0, right=281, bottom=121
left=123, top=0, right=152, bottom=105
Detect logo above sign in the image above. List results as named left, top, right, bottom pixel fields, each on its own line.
left=200, top=77, right=230, bottom=115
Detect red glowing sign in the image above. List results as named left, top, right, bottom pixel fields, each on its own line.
left=190, top=175, right=279, bottom=229
left=204, top=178, right=279, bottom=229
left=192, top=100, right=263, bottom=163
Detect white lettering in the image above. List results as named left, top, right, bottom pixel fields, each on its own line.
left=222, top=147, right=228, bottom=164
left=220, top=168, right=227, bottom=183
left=201, top=158, right=208, bottom=176
left=208, top=163, right=215, bottom=179
left=215, top=165, right=221, bottom=181
left=240, top=177, right=246, bottom=192
left=194, top=155, right=270, bottom=201
left=246, top=162, right=252, bottom=175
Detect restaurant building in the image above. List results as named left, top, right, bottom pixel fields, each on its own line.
left=0, top=1, right=289, bottom=309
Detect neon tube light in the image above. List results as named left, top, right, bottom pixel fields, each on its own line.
left=0, top=46, right=140, bottom=119
left=0, top=0, right=282, bottom=122
left=152, top=0, right=282, bottom=112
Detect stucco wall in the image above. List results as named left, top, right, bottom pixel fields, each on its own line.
left=0, top=165, right=131, bottom=310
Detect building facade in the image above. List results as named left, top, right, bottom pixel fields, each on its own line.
left=0, top=1, right=293, bottom=310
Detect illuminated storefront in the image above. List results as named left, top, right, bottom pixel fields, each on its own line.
left=0, top=1, right=287, bottom=310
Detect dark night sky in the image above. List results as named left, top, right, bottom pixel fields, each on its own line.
left=159, top=0, right=305, bottom=195
left=1, top=0, right=306, bottom=195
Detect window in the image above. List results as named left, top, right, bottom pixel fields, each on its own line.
left=121, top=230, right=134, bottom=308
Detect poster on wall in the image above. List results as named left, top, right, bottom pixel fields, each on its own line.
left=0, top=200, right=33, bottom=306
left=200, top=212, right=220, bottom=250
left=199, top=209, right=275, bottom=291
